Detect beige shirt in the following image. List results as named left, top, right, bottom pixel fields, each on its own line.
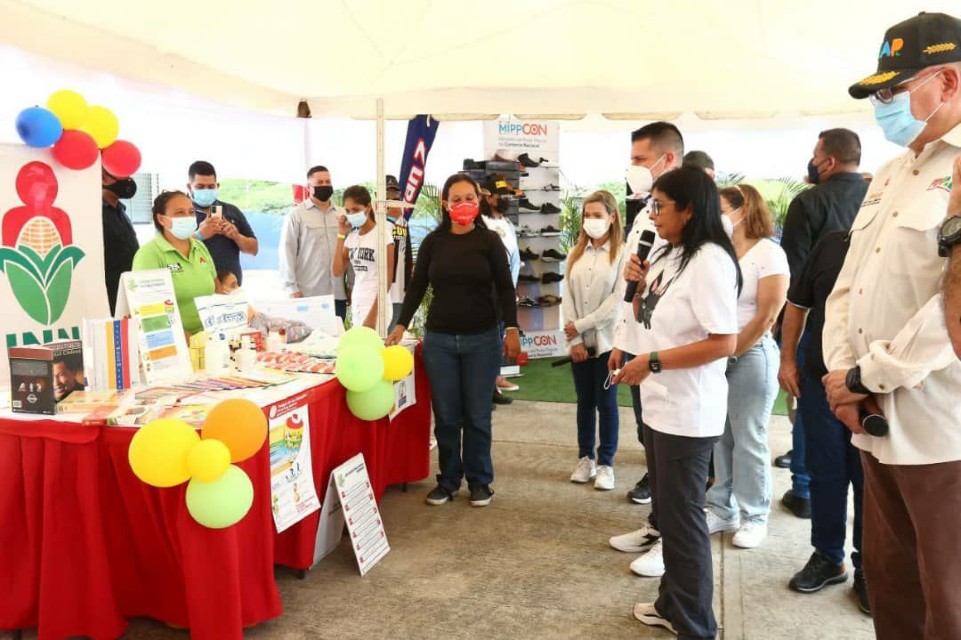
left=561, top=239, right=627, bottom=356
left=823, top=127, right=961, bottom=465
left=278, top=199, right=346, bottom=299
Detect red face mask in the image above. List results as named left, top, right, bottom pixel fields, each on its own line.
left=449, top=200, right=480, bottom=226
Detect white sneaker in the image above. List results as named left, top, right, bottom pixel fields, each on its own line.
left=630, top=539, right=665, bottom=577
left=609, top=525, right=660, bottom=553
left=570, top=457, right=596, bottom=483
left=732, top=521, right=768, bottom=549
left=633, top=602, right=677, bottom=635
left=705, top=510, right=739, bottom=535
left=594, top=465, right=615, bottom=490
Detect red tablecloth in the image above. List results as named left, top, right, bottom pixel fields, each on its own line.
left=0, top=349, right=431, bottom=640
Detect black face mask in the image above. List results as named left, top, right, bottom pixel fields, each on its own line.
left=106, top=178, right=138, bottom=200
left=807, top=159, right=822, bottom=185
left=493, top=197, right=509, bottom=213
left=313, top=185, right=334, bottom=201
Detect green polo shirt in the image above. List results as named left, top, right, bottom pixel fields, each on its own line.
left=132, top=234, right=216, bottom=334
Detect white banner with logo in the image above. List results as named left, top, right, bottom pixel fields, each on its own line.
left=0, top=144, right=108, bottom=389
left=519, top=330, right=566, bottom=359
left=483, top=118, right=559, bottom=161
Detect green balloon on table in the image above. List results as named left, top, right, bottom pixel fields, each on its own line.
left=382, top=345, right=414, bottom=381
left=346, top=380, right=396, bottom=421
left=337, top=326, right=384, bottom=353
left=185, top=465, right=254, bottom=529
left=335, top=345, right=385, bottom=392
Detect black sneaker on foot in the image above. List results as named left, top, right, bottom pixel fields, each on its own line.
left=627, top=473, right=652, bottom=504
left=493, top=389, right=513, bottom=405
left=789, top=551, right=848, bottom=593
left=854, top=568, right=871, bottom=615
left=425, top=485, right=457, bottom=506
left=774, top=450, right=792, bottom=468
left=782, top=489, right=812, bottom=519
left=469, top=485, right=494, bottom=506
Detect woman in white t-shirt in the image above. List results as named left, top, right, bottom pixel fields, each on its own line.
left=705, top=185, right=789, bottom=550
left=612, top=167, right=740, bottom=639
left=332, top=185, right=395, bottom=329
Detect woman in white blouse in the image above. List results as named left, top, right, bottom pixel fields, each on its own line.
left=561, top=191, right=627, bottom=491
left=704, top=185, right=789, bottom=550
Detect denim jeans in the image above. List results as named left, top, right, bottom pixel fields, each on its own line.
left=707, top=334, right=779, bottom=524
left=571, top=351, right=619, bottom=467
left=799, top=374, right=863, bottom=569
left=422, top=327, right=502, bottom=491
left=789, top=331, right=811, bottom=498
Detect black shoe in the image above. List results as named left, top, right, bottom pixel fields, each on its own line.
left=425, top=485, right=458, bottom=506
left=519, top=247, right=540, bottom=261
left=782, top=489, right=812, bottom=519
left=854, top=569, right=871, bottom=615
left=518, top=273, right=540, bottom=284
left=493, top=390, right=513, bottom=405
left=469, top=485, right=494, bottom=507
left=541, top=272, right=564, bottom=284
left=627, top=473, right=652, bottom=504
left=540, top=202, right=562, bottom=214
left=517, top=153, right=541, bottom=168
left=518, top=296, right=539, bottom=307
left=775, top=450, right=792, bottom=468
left=541, top=248, right=567, bottom=262
left=518, top=197, right=540, bottom=211
left=789, top=551, right=848, bottom=593
left=539, top=225, right=562, bottom=236
left=462, top=159, right=487, bottom=170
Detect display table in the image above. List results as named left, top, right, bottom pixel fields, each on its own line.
left=0, top=348, right=431, bottom=640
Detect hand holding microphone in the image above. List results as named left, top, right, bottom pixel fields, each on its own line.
left=624, top=230, right=657, bottom=303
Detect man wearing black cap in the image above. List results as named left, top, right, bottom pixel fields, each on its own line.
left=824, top=12, right=961, bottom=637
left=385, top=174, right=413, bottom=331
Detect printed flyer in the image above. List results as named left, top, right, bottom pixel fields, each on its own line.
left=266, top=391, right=321, bottom=532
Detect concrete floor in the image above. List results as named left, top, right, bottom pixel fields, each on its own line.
left=49, top=400, right=878, bottom=639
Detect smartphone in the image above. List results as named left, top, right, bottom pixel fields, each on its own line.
left=209, top=205, right=223, bottom=219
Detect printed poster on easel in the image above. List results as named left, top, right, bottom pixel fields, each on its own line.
left=267, top=391, right=321, bottom=533
left=333, top=453, right=389, bottom=576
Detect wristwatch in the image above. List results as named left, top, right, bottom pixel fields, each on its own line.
left=648, top=351, right=662, bottom=374
left=845, top=365, right=870, bottom=395
left=938, top=215, right=961, bottom=257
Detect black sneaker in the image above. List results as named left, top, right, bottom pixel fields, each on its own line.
left=854, top=568, right=871, bottom=615
left=541, top=272, right=564, bottom=284
left=517, top=153, right=541, bottom=168
left=774, top=450, right=792, bottom=468
left=425, top=485, right=457, bottom=506
left=789, top=551, right=848, bottom=593
left=518, top=297, right=539, bottom=307
left=540, top=202, right=562, bottom=214
left=469, top=485, right=494, bottom=507
left=518, top=273, right=540, bottom=284
left=518, top=197, right=541, bottom=211
left=541, top=248, right=567, bottom=262
left=519, top=247, right=539, bottom=261
left=627, top=473, right=652, bottom=504
left=493, top=389, right=513, bottom=405
left=539, top=225, right=562, bottom=236
left=782, top=489, right=812, bottom=519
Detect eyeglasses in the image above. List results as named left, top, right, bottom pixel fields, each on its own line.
left=870, top=70, right=942, bottom=106
left=650, top=199, right=673, bottom=216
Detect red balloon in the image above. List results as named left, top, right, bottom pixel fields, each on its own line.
left=102, top=140, right=142, bottom=178
left=51, top=130, right=99, bottom=170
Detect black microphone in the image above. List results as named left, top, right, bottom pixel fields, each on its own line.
left=551, top=347, right=596, bottom=367
left=859, top=406, right=889, bottom=437
left=624, top=230, right=657, bottom=303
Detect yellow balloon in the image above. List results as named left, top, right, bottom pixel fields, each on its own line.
left=381, top=345, right=414, bottom=381
left=47, top=89, right=89, bottom=130
left=128, top=419, right=200, bottom=487
left=80, top=105, right=119, bottom=148
left=186, top=439, right=231, bottom=483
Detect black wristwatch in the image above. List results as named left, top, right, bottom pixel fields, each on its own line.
left=649, top=351, right=662, bottom=374
left=845, top=365, right=870, bottom=395
left=938, top=215, right=961, bottom=257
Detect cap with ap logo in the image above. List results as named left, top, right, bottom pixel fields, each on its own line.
left=849, top=12, right=961, bottom=99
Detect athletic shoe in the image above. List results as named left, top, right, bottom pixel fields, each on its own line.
left=732, top=521, right=767, bottom=548
left=492, top=389, right=513, bottom=405
left=518, top=197, right=541, bottom=211
left=517, top=152, right=541, bottom=168
left=497, top=380, right=520, bottom=392
left=518, top=297, right=539, bottom=307
left=594, top=465, right=615, bottom=490
left=541, top=249, right=568, bottom=262
left=570, top=456, right=596, bottom=483
left=782, top=489, right=812, bottom=519
left=633, top=602, right=677, bottom=635
left=854, top=568, right=871, bottom=615
left=425, top=485, right=457, bottom=506
left=789, top=551, right=848, bottom=593
left=518, top=274, right=540, bottom=284
left=627, top=473, right=652, bottom=504
left=469, top=485, right=494, bottom=507
left=705, top=510, right=739, bottom=535
left=609, top=524, right=661, bottom=553
left=519, top=247, right=539, bottom=261
left=630, top=539, right=665, bottom=577
left=537, top=295, right=562, bottom=307
left=539, top=225, right=562, bottom=236
left=774, top=450, right=792, bottom=468
left=540, top=202, right=562, bottom=214
left=541, top=272, right=564, bottom=284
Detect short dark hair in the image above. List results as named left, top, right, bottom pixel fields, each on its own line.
left=151, top=190, right=190, bottom=233
left=631, top=122, right=685, bottom=156
left=307, top=165, right=329, bottom=179
left=216, top=269, right=235, bottom=283
left=819, top=128, right=861, bottom=166
left=188, top=161, right=216, bottom=181
left=343, top=185, right=372, bottom=208
left=683, top=150, right=714, bottom=171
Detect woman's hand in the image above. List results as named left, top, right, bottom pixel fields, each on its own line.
left=564, top=321, right=578, bottom=341
left=504, top=328, right=521, bottom=361
left=385, top=325, right=405, bottom=346
left=608, top=348, right=623, bottom=372
left=624, top=255, right=651, bottom=291
left=337, top=214, right=352, bottom=235
left=614, top=352, right=650, bottom=386
left=571, top=343, right=589, bottom=363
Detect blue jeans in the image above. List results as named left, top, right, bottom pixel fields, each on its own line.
left=571, top=351, right=619, bottom=467
left=799, top=374, right=863, bottom=569
left=422, top=327, right=502, bottom=491
left=783, top=331, right=811, bottom=498
left=707, top=335, right=779, bottom=524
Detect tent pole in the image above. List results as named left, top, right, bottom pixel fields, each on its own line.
left=375, top=97, right=388, bottom=337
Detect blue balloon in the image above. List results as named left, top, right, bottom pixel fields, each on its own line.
left=16, top=107, right=64, bottom=148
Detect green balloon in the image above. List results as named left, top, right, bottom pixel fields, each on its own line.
left=346, top=380, right=396, bottom=421
left=337, top=326, right=384, bottom=353
left=185, top=465, right=254, bottom=529
left=335, top=345, right=385, bottom=392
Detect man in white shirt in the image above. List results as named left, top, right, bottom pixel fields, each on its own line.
left=823, top=12, right=961, bottom=637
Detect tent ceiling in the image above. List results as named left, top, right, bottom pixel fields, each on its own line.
left=1, top=0, right=955, bottom=119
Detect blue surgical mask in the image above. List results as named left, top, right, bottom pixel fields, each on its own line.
left=346, top=211, right=368, bottom=228
left=192, top=188, right=218, bottom=208
left=166, top=216, right=198, bottom=240
left=873, top=73, right=944, bottom=147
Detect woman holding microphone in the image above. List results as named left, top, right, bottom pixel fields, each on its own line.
left=613, top=167, right=741, bottom=639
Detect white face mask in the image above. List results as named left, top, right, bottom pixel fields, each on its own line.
left=720, top=207, right=743, bottom=238
left=625, top=155, right=665, bottom=195
left=583, top=217, right=612, bottom=240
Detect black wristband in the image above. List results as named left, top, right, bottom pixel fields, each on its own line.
left=845, top=366, right=870, bottom=395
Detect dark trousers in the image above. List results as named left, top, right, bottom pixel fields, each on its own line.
left=335, top=299, right=347, bottom=322
left=787, top=332, right=811, bottom=497
left=571, top=351, right=619, bottom=466
left=422, top=328, right=502, bottom=491
left=799, top=375, right=863, bottom=569
left=648, top=426, right=719, bottom=640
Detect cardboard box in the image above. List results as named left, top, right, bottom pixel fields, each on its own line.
left=9, top=340, right=84, bottom=415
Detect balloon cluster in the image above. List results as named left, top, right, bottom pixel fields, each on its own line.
left=335, top=327, right=414, bottom=421
left=15, top=89, right=142, bottom=176
left=128, top=399, right=268, bottom=529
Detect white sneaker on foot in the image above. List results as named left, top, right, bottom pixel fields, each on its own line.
left=732, top=521, right=767, bottom=548
left=570, top=457, right=596, bottom=483
left=633, top=602, right=677, bottom=634
left=594, top=465, right=615, bottom=490
left=630, top=539, right=665, bottom=577
left=705, top=509, right=739, bottom=535
left=609, top=525, right=660, bottom=553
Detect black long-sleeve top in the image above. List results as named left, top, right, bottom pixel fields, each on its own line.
left=397, top=226, right=517, bottom=334
left=102, top=199, right=140, bottom=315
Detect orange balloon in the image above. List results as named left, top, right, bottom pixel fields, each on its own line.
left=201, top=399, right=267, bottom=462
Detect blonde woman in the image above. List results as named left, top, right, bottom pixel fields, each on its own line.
left=562, top=190, right=627, bottom=490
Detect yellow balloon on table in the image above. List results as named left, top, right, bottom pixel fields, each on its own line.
left=186, top=439, right=231, bottom=483
left=46, top=89, right=89, bottom=130
left=80, top=105, right=119, bottom=148
left=128, top=419, right=200, bottom=487
left=381, top=345, right=414, bottom=381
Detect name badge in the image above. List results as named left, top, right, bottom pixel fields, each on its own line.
left=167, top=263, right=184, bottom=273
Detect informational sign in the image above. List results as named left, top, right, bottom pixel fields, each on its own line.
left=388, top=342, right=417, bottom=421
left=519, top=330, right=566, bottom=359
left=482, top=118, right=559, bottom=162
left=312, top=472, right=347, bottom=566
left=332, top=453, right=389, bottom=576
left=253, top=295, right=338, bottom=336
left=194, top=293, right=249, bottom=334
left=266, top=391, right=321, bottom=533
